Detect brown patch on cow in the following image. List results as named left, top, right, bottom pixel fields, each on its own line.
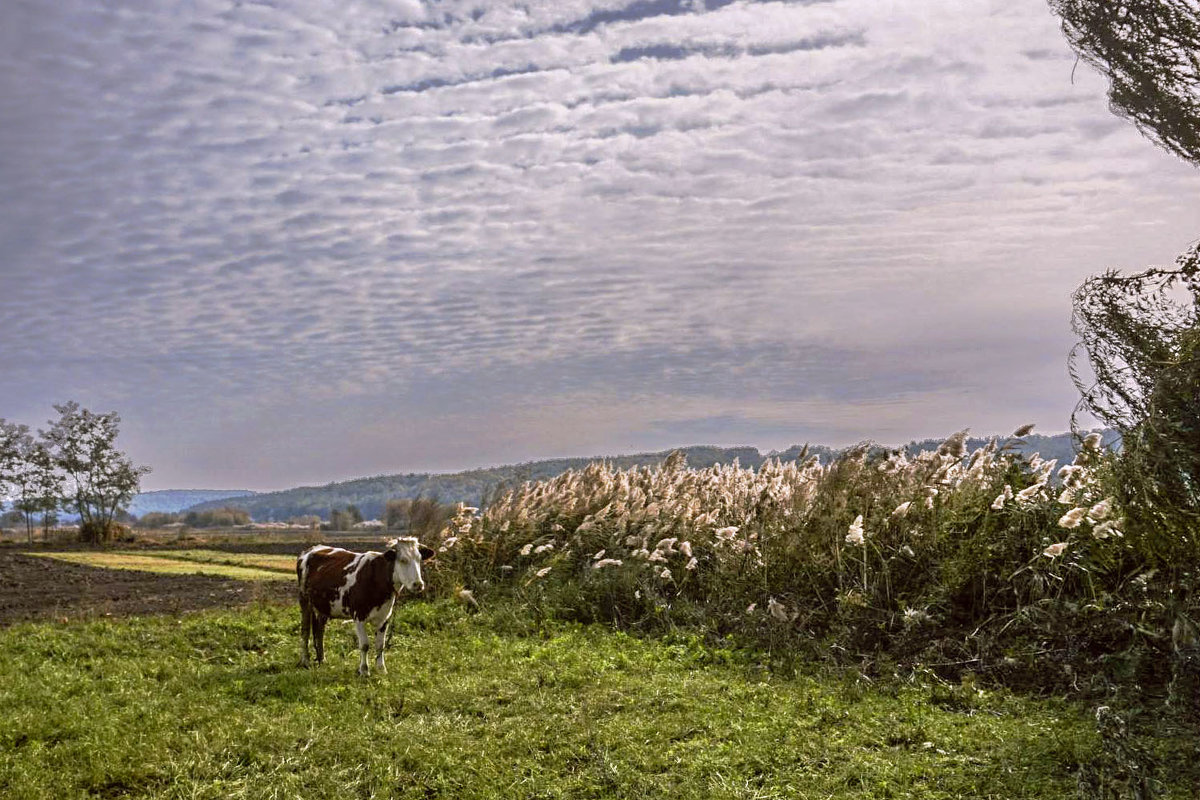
left=299, top=547, right=396, bottom=621
left=341, top=553, right=394, bottom=620
left=301, top=548, right=357, bottom=618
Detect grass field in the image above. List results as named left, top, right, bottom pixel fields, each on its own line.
left=0, top=600, right=1111, bottom=800
left=139, top=549, right=298, bottom=574
left=24, top=550, right=295, bottom=581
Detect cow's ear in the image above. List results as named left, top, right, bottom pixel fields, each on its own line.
left=384, top=549, right=397, bottom=562
left=418, top=545, right=436, bottom=561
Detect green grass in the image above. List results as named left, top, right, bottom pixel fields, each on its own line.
left=0, top=602, right=1111, bottom=799
left=23, top=551, right=292, bottom=581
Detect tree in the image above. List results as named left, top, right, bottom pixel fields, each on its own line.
left=0, top=419, right=25, bottom=499
left=1070, top=248, right=1200, bottom=561
left=1050, top=1, right=1200, bottom=166
left=42, top=402, right=151, bottom=543
left=0, top=420, right=34, bottom=542
left=0, top=421, right=61, bottom=544
left=1052, top=1, right=1200, bottom=563
left=329, top=508, right=352, bottom=531
left=408, top=494, right=451, bottom=540
left=13, top=441, right=63, bottom=544
left=135, top=511, right=180, bottom=529
left=181, top=507, right=249, bottom=528
left=384, top=498, right=411, bottom=531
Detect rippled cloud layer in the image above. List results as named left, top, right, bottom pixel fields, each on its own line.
left=2, top=0, right=1197, bottom=488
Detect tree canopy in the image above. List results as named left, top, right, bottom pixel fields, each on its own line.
left=1052, top=0, right=1200, bottom=563
left=1070, top=247, right=1200, bottom=560
left=1051, top=0, right=1200, bottom=166
left=41, top=402, right=151, bottom=542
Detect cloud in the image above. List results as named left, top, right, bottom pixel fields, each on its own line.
left=1, top=0, right=1198, bottom=489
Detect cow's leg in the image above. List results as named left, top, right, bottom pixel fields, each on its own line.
left=313, top=614, right=327, bottom=665
left=299, top=597, right=312, bottom=667
left=355, top=620, right=371, bottom=676
left=374, top=618, right=390, bottom=675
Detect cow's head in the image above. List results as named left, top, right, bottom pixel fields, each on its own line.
left=385, top=537, right=435, bottom=593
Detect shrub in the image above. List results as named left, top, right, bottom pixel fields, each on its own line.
left=79, top=520, right=132, bottom=543
left=1070, top=248, right=1200, bottom=568
left=421, top=429, right=1196, bottom=701
left=182, top=507, right=250, bottom=528
left=135, top=511, right=181, bottom=529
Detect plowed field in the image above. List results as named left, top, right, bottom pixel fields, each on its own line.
left=0, top=550, right=294, bottom=626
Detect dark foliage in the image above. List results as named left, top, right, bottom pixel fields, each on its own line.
left=182, top=507, right=251, bottom=528
left=135, top=511, right=181, bottom=529
left=1051, top=0, right=1200, bottom=166
left=1070, top=244, right=1200, bottom=564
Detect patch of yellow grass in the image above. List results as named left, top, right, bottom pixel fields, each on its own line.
left=25, top=552, right=292, bottom=581
left=135, top=549, right=297, bottom=574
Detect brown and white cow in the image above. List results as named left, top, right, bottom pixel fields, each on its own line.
left=296, top=537, right=435, bottom=676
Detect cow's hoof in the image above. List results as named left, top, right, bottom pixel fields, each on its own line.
left=376, top=663, right=388, bottom=675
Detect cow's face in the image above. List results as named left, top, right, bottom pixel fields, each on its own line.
left=387, top=537, right=432, bottom=593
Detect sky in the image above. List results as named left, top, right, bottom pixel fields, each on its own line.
left=1, top=0, right=1198, bottom=491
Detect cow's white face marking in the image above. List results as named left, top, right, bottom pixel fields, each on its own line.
left=389, top=537, right=426, bottom=593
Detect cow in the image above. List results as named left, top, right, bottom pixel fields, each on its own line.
left=296, top=537, right=435, bottom=676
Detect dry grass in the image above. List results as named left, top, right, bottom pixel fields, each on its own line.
left=431, top=431, right=1121, bottom=641
left=137, top=549, right=297, bottom=573
left=24, top=551, right=292, bottom=581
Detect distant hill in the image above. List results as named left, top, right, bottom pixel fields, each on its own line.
left=183, top=445, right=837, bottom=523
left=184, top=431, right=1108, bottom=523
left=128, top=489, right=255, bottom=518
left=901, top=430, right=1113, bottom=468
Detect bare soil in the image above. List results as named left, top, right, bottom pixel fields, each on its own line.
left=0, top=549, right=295, bottom=626
left=0, top=534, right=406, bottom=626
left=189, top=538, right=384, bottom=556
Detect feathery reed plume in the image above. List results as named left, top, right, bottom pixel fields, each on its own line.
left=1058, top=507, right=1088, bottom=529
left=1087, top=498, right=1113, bottom=523
left=845, top=514, right=866, bottom=546
left=938, top=429, right=969, bottom=459
left=1043, top=542, right=1068, bottom=558
left=768, top=597, right=797, bottom=623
